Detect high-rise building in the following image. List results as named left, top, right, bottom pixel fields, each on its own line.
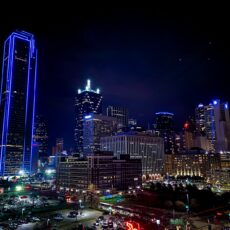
left=74, top=80, right=102, bottom=153
left=33, top=115, right=48, bottom=157
left=155, top=112, right=175, bottom=154
left=107, top=106, right=128, bottom=128
left=0, top=31, right=37, bottom=176
left=195, top=100, right=230, bottom=152
left=83, top=113, right=117, bottom=155
left=195, top=104, right=206, bottom=135
left=101, top=132, right=164, bottom=176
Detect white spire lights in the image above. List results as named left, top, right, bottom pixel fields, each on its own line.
left=78, top=79, right=100, bottom=94
left=85, top=79, right=91, bottom=91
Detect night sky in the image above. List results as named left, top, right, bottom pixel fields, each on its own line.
left=1, top=6, right=230, bottom=150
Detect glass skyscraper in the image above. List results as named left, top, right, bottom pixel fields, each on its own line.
left=33, top=115, right=48, bottom=158
left=107, top=106, right=128, bottom=128
left=195, top=100, right=230, bottom=152
left=0, top=31, right=37, bottom=176
left=74, top=80, right=102, bottom=153
left=155, top=112, right=175, bottom=154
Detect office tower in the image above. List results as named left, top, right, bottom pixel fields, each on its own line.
left=56, top=151, right=142, bottom=191
left=155, top=112, right=175, bottom=154
left=195, top=104, right=206, bottom=135
left=83, top=113, right=117, bottom=155
left=56, top=138, right=64, bottom=153
left=195, top=100, right=230, bottom=152
left=0, top=31, right=37, bottom=176
left=101, top=133, right=164, bottom=176
left=182, top=117, right=196, bottom=150
left=107, top=106, right=128, bottom=128
left=74, top=80, right=102, bottom=153
left=33, top=115, right=48, bottom=157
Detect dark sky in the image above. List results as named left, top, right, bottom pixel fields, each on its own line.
left=1, top=6, right=230, bottom=150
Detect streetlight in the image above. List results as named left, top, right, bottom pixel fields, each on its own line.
left=19, top=170, right=25, bottom=176
left=156, top=219, right=160, bottom=230
left=22, top=208, right=25, bottom=218
left=79, top=199, right=82, bottom=208
left=15, top=185, right=23, bottom=192
left=186, top=193, right=190, bottom=215
left=108, top=206, right=112, bottom=215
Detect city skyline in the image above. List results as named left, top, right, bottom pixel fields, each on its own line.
left=1, top=6, right=230, bottom=149
left=0, top=6, right=229, bottom=230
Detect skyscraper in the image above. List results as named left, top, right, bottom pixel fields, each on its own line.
left=74, top=80, right=102, bottom=153
left=195, top=104, right=206, bottom=135
left=33, top=115, right=48, bottom=157
left=83, top=113, right=117, bottom=155
left=0, top=31, right=37, bottom=176
left=195, top=100, right=230, bottom=152
left=107, top=106, right=128, bottom=128
left=155, top=112, right=175, bottom=154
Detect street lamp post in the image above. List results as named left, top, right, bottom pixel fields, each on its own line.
left=186, top=193, right=190, bottom=215
left=79, top=199, right=82, bottom=208
left=22, top=208, right=25, bottom=218
left=108, top=206, right=112, bottom=215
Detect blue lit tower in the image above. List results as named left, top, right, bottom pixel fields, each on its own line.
left=74, top=80, right=102, bottom=153
left=204, top=100, right=229, bottom=151
left=0, top=31, right=37, bottom=176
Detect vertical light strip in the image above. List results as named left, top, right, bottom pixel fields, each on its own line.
left=22, top=37, right=31, bottom=171
left=30, top=48, right=37, bottom=174
left=0, top=38, right=9, bottom=173
left=2, top=35, right=15, bottom=174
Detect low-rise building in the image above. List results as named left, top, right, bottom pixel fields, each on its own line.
left=164, top=149, right=221, bottom=178
left=56, top=151, right=142, bottom=191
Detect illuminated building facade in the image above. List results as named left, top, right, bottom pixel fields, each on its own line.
left=107, top=106, right=128, bottom=128
left=195, top=100, right=230, bottom=152
left=57, top=151, right=142, bottom=190
left=74, top=80, right=102, bottom=153
left=0, top=31, right=37, bottom=176
left=83, top=113, right=117, bottom=155
left=33, top=115, right=48, bottom=157
left=155, top=112, right=175, bottom=154
left=195, top=104, right=206, bottom=135
left=101, top=133, right=164, bottom=176
left=164, top=149, right=221, bottom=178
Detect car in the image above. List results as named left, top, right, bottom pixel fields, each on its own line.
left=31, top=216, right=40, bottom=222
left=53, top=216, right=64, bottom=221
left=108, top=219, right=113, bottom=227
left=67, top=212, right=77, bottom=218
left=9, top=222, right=18, bottom=229
left=53, top=213, right=64, bottom=221
left=98, top=216, right=104, bottom=221
left=102, top=221, right=108, bottom=229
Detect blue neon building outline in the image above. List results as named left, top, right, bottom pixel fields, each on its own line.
left=0, top=31, right=37, bottom=176
left=30, top=49, right=38, bottom=173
